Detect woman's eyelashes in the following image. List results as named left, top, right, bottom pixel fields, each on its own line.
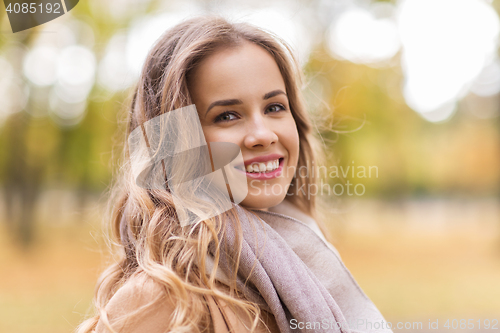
left=266, top=103, right=287, bottom=114
left=213, top=103, right=287, bottom=123
left=214, top=111, right=239, bottom=123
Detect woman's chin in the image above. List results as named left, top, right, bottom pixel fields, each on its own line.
left=238, top=193, right=285, bottom=211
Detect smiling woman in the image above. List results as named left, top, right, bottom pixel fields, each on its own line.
left=77, top=14, right=392, bottom=333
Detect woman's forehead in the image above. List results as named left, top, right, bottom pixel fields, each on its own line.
left=189, top=42, right=286, bottom=101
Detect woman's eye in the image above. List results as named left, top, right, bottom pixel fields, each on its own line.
left=266, top=103, right=286, bottom=113
left=214, top=111, right=238, bottom=123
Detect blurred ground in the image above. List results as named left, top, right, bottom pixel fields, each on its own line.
left=332, top=198, right=500, bottom=332
left=0, top=193, right=499, bottom=333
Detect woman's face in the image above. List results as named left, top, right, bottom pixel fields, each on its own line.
left=188, top=41, right=299, bottom=210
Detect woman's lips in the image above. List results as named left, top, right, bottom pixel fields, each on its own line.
left=235, top=158, right=284, bottom=180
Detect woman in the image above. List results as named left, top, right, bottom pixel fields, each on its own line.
left=77, top=15, right=392, bottom=333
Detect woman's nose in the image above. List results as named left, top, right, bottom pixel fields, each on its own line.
left=243, top=115, right=278, bottom=149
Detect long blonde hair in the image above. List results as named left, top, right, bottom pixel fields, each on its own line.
left=77, top=14, right=328, bottom=333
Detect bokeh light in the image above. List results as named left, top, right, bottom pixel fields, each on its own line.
left=398, top=0, right=500, bottom=121
left=325, top=0, right=500, bottom=122
left=0, top=56, right=29, bottom=125
left=23, top=46, right=59, bottom=86
left=326, top=2, right=400, bottom=66
left=126, top=11, right=193, bottom=77
left=469, top=58, right=500, bottom=97
left=97, top=32, right=134, bottom=92
left=222, top=3, right=317, bottom=66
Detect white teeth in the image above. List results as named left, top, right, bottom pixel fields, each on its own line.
left=245, top=159, right=280, bottom=173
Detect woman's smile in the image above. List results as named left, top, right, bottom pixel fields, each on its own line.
left=235, top=154, right=285, bottom=180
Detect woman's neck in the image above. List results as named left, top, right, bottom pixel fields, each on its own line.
left=243, top=206, right=269, bottom=212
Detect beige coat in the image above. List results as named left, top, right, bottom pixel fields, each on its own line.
left=93, top=272, right=280, bottom=332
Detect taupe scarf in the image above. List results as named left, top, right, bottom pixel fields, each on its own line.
left=206, top=201, right=392, bottom=333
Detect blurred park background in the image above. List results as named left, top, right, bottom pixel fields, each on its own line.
left=0, top=0, right=499, bottom=332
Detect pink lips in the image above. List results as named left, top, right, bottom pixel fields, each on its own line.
left=235, top=155, right=285, bottom=180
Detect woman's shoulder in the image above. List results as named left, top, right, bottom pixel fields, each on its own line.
left=93, top=272, right=277, bottom=333
left=94, top=273, right=176, bottom=333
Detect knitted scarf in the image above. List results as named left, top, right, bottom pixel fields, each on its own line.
left=206, top=201, right=392, bottom=333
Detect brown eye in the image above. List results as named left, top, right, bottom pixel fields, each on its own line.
left=266, top=104, right=286, bottom=113
left=214, top=111, right=238, bottom=123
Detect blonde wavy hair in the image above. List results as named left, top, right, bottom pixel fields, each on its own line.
left=77, top=14, right=330, bottom=333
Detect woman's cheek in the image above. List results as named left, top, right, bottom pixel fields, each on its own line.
left=282, top=124, right=300, bottom=162
left=210, top=127, right=239, bottom=145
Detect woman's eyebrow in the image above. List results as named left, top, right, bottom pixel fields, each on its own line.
left=263, top=89, right=287, bottom=100
left=206, top=99, right=243, bottom=115
left=205, top=89, right=287, bottom=116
